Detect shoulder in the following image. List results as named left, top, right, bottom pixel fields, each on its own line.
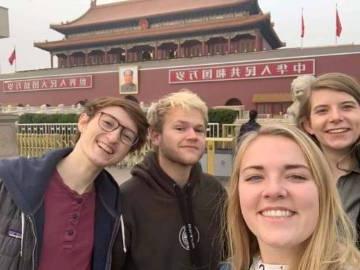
left=119, top=177, right=150, bottom=202
left=201, top=172, right=224, bottom=186
left=0, top=179, right=20, bottom=213
left=198, top=173, right=227, bottom=199
left=120, top=176, right=143, bottom=192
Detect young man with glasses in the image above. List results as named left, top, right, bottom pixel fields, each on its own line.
left=0, top=97, right=148, bottom=270
left=113, top=90, right=227, bottom=270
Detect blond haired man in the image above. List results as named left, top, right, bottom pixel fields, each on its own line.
left=113, top=90, right=226, bottom=270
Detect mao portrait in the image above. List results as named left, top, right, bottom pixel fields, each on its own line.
left=119, top=67, right=138, bottom=94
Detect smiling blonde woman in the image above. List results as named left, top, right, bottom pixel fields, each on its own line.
left=224, top=124, right=360, bottom=270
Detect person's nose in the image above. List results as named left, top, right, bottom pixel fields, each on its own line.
left=106, top=128, right=121, bottom=143
left=329, top=107, right=344, bottom=123
left=186, top=127, right=199, bottom=139
left=262, top=178, right=287, bottom=199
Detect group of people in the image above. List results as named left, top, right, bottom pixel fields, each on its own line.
left=0, top=72, right=359, bottom=270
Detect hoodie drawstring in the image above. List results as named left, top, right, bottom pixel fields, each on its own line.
left=20, top=212, right=25, bottom=257
left=174, top=184, right=202, bottom=268
left=120, top=214, right=127, bottom=253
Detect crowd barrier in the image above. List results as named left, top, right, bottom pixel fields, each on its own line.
left=15, top=119, right=288, bottom=172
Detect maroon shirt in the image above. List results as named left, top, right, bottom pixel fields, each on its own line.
left=38, top=170, right=96, bottom=270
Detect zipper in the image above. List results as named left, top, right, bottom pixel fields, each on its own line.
left=104, top=216, right=121, bottom=270
left=27, top=215, right=38, bottom=270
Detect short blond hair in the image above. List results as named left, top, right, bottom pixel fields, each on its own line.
left=147, top=89, right=208, bottom=132
left=226, top=124, right=360, bottom=270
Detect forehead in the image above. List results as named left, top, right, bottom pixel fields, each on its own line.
left=240, top=135, right=308, bottom=168
left=163, top=106, right=205, bottom=125
left=99, top=106, right=137, bottom=132
left=310, top=88, right=358, bottom=106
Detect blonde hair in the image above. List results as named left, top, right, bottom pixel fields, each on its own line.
left=147, top=89, right=208, bottom=132
left=226, top=124, right=360, bottom=270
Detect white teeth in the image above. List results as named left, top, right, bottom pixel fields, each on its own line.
left=261, top=210, right=292, bottom=217
left=327, top=128, right=347, bottom=134
left=98, top=142, right=113, bottom=154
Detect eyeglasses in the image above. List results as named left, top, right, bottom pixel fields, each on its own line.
left=98, top=111, right=138, bottom=146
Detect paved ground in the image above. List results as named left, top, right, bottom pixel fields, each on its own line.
left=106, top=166, right=132, bottom=185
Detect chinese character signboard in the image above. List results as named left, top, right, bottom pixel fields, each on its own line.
left=168, top=59, right=315, bottom=84
left=2, top=75, right=93, bottom=93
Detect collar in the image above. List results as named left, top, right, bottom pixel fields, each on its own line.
left=250, top=256, right=288, bottom=270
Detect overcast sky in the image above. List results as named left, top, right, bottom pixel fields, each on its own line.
left=0, top=0, right=359, bottom=74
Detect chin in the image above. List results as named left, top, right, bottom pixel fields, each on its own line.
left=263, top=239, right=298, bottom=249
left=177, top=157, right=200, bottom=166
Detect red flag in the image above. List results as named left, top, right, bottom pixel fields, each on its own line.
left=8, top=49, right=16, bottom=65
left=336, top=8, right=342, bottom=37
left=301, top=13, right=305, bottom=38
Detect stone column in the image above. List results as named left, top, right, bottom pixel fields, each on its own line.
left=0, top=113, right=19, bottom=158
left=255, top=30, right=263, bottom=52
left=50, top=52, right=54, bottom=68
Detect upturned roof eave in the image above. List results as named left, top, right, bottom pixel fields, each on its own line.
left=36, top=14, right=273, bottom=52
left=50, top=0, right=257, bottom=35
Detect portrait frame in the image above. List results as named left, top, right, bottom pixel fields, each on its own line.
left=119, top=66, right=138, bottom=95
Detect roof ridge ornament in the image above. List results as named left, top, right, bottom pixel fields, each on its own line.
left=91, top=0, right=97, bottom=8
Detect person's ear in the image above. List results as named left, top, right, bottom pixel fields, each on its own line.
left=303, top=118, right=315, bottom=135
left=149, top=127, right=161, bottom=147
left=77, top=113, right=90, bottom=133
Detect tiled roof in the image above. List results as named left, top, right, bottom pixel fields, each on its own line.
left=51, top=0, right=254, bottom=31
left=36, top=14, right=277, bottom=51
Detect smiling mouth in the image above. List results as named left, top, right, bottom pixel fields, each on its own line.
left=182, top=146, right=199, bottom=150
left=97, top=141, right=114, bottom=154
left=260, top=209, right=295, bottom=218
left=326, top=128, right=350, bottom=134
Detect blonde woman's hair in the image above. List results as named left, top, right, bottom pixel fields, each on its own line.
left=225, top=124, right=360, bottom=270
left=147, top=89, right=208, bottom=132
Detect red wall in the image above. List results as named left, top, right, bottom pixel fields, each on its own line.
left=1, top=53, right=359, bottom=108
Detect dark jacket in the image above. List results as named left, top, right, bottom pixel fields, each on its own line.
left=112, top=151, right=227, bottom=270
left=0, top=148, right=123, bottom=270
left=336, top=157, right=360, bottom=248
left=238, top=120, right=261, bottom=140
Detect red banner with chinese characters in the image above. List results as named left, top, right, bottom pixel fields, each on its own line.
left=168, top=59, right=315, bottom=84
left=2, top=75, right=93, bottom=93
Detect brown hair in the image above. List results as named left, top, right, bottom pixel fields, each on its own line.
left=75, top=96, right=148, bottom=152
left=297, top=72, right=360, bottom=165
left=298, top=72, right=360, bottom=129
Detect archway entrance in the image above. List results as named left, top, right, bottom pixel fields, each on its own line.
left=225, top=98, right=242, bottom=106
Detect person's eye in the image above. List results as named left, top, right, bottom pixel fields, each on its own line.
left=102, top=119, right=115, bottom=129
left=313, top=108, right=327, bottom=115
left=342, top=104, right=356, bottom=111
left=174, top=126, right=186, bottom=131
left=122, top=130, right=136, bottom=142
left=195, top=127, right=206, bottom=134
left=286, top=174, right=308, bottom=182
left=243, top=175, right=263, bottom=182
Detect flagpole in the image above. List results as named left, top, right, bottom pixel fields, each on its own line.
left=335, top=4, right=338, bottom=45
left=14, top=46, right=17, bottom=73
left=301, top=8, right=304, bottom=48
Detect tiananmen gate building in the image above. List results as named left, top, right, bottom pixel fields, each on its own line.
left=1, top=0, right=360, bottom=115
